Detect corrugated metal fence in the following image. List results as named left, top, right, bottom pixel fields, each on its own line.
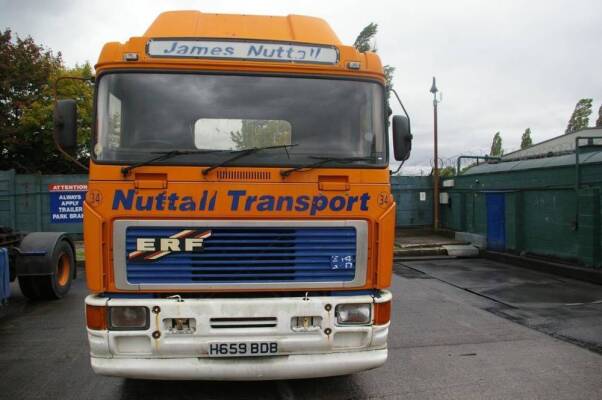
left=390, top=176, right=433, bottom=227
left=0, top=170, right=87, bottom=237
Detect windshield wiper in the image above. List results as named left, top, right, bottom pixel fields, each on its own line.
left=121, top=149, right=223, bottom=176
left=280, top=156, right=375, bottom=178
left=201, top=144, right=298, bottom=176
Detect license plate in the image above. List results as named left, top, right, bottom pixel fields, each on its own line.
left=207, top=342, right=278, bottom=357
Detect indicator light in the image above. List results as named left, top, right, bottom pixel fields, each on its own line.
left=374, top=301, right=391, bottom=325
left=86, top=304, right=107, bottom=330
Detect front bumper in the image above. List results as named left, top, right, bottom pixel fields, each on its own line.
left=91, top=349, right=387, bottom=381
left=86, top=290, right=391, bottom=380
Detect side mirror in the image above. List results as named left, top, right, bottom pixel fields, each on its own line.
left=53, top=99, right=77, bottom=154
left=392, top=115, right=412, bottom=161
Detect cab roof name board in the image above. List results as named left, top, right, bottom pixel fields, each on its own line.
left=146, top=39, right=339, bottom=64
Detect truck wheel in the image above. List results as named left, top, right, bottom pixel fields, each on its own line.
left=18, top=240, right=74, bottom=300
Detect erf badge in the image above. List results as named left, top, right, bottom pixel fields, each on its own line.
left=128, top=229, right=212, bottom=261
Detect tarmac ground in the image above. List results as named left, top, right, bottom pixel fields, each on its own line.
left=1, top=258, right=601, bottom=399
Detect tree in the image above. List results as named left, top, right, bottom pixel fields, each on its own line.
left=0, top=29, right=92, bottom=173
left=2, top=62, right=93, bottom=173
left=565, top=98, right=593, bottom=134
left=353, top=23, right=378, bottom=53
left=353, top=23, right=394, bottom=100
left=520, top=128, right=533, bottom=149
left=489, top=132, right=503, bottom=157
left=383, top=65, right=395, bottom=101
left=596, top=105, right=602, bottom=128
left=439, top=166, right=455, bottom=177
left=21, top=63, right=93, bottom=172
left=0, top=28, right=61, bottom=172
left=230, top=120, right=291, bottom=150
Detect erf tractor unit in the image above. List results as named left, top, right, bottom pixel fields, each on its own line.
left=54, top=11, right=412, bottom=380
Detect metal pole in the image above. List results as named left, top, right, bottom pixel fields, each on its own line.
left=430, top=77, right=440, bottom=231
left=575, top=137, right=581, bottom=193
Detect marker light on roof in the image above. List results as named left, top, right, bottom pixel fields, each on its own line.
left=123, top=52, right=139, bottom=61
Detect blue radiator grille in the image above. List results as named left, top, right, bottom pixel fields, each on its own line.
left=125, top=227, right=357, bottom=284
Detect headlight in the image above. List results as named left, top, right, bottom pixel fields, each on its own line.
left=335, top=303, right=371, bottom=325
left=109, top=306, right=149, bottom=330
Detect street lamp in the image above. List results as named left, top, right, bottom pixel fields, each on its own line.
left=430, top=77, right=440, bottom=231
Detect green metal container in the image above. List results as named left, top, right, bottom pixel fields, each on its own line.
left=442, top=150, right=602, bottom=268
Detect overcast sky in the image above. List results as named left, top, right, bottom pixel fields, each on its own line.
left=2, top=0, right=601, bottom=173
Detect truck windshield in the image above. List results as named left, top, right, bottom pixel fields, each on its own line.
left=95, top=73, right=386, bottom=167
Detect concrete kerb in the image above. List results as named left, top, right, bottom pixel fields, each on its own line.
left=394, top=228, right=480, bottom=259
left=394, top=244, right=480, bottom=259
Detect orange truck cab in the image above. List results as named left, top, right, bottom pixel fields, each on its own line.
left=55, top=11, right=412, bottom=380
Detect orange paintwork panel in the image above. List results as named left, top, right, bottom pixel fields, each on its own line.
left=84, top=167, right=395, bottom=293
left=144, top=12, right=342, bottom=45
left=96, top=45, right=384, bottom=84
left=376, top=203, right=396, bottom=288
left=95, top=11, right=385, bottom=83
left=89, top=163, right=390, bottom=184
left=83, top=202, right=105, bottom=292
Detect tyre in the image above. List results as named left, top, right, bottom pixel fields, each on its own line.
left=18, top=240, right=74, bottom=300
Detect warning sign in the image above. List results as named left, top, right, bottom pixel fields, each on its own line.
left=48, top=184, right=87, bottom=223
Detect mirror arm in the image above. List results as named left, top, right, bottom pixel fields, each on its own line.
left=391, top=159, right=405, bottom=176
left=390, top=88, right=413, bottom=166
left=53, top=76, right=93, bottom=171
left=390, top=88, right=411, bottom=130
